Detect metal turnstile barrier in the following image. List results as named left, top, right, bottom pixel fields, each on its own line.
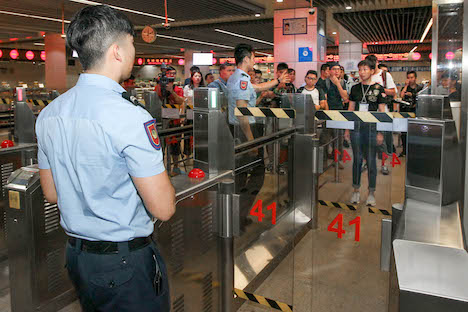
left=4, top=165, right=76, bottom=312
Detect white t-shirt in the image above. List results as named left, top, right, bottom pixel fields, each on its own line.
left=371, top=70, right=398, bottom=94
left=301, top=88, right=320, bottom=107
left=183, top=85, right=194, bottom=106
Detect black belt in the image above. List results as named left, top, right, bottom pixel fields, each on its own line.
left=68, top=236, right=151, bottom=254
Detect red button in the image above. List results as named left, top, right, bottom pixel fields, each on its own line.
left=188, top=168, right=205, bottom=179
left=1, top=140, right=14, bottom=148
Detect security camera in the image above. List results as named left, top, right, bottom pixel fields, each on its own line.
left=164, top=23, right=171, bottom=30
left=308, top=8, right=316, bottom=15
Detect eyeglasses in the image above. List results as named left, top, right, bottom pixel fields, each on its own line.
left=305, top=76, right=317, bottom=80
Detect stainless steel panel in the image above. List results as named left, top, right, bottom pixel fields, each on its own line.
left=416, top=95, right=452, bottom=120
left=143, top=91, right=162, bottom=120
left=380, top=219, right=392, bottom=272
left=14, top=101, right=36, bottom=144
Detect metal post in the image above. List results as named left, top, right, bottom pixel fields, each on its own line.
left=334, top=129, right=339, bottom=183
left=217, top=180, right=238, bottom=312
left=273, top=118, right=279, bottom=174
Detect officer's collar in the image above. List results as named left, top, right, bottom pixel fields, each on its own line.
left=77, top=73, right=126, bottom=94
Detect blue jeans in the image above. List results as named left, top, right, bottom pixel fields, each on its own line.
left=65, top=239, right=170, bottom=312
left=350, top=123, right=377, bottom=192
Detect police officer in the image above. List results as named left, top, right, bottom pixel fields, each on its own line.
left=227, top=43, right=289, bottom=139
left=35, top=5, right=175, bottom=311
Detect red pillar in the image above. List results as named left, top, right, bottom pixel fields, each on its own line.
left=45, top=33, right=67, bottom=93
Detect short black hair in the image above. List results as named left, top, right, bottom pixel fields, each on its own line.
left=219, top=63, right=234, bottom=71
left=67, top=5, right=135, bottom=70
left=205, top=73, right=213, bottom=80
left=305, top=70, right=318, bottom=77
left=358, top=59, right=375, bottom=70
left=254, top=69, right=262, bottom=75
left=288, top=68, right=295, bottom=74
left=190, top=65, right=200, bottom=73
left=329, top=62, right=340, bottom=70
left=234, top=43, right=254, bottom=66
left=441, top=72, right=450, bottom=79
left=378, top=63, right=388, bottom=70
left=277, top=62, right=289, bottom=72
left=365, top=54, right=378, bottom=67
left=407, top=70, right=417, bottom=78
left=320, top=64, right=330, bottom=72
left=166, top=66, right=176, bottom=72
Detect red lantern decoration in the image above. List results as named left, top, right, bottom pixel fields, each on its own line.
left=446, top=51, right=455, bottom=60
left=25, top=51, right=35, bottom=60
left=429, top=53, right=432, bottom=60
left=10, top=49, right=19, bottom=60
left=137, top=58, right=143, bottom=65
left=212, top=58, right=217, bottom=65
left=0, top=50, right=3, bottom=58
left=178, top=59, right=185, bottom=66
left=412, top=52, right=421, bottom=61
left=40, top=51, right=46, bottom=61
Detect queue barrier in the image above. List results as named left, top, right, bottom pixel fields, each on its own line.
left=315, top=110, right=416, bottom=122
left=234, top=107, right=296, bottom=119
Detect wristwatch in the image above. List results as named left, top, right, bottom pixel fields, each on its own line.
left=277, top=78, right=281, bottom=84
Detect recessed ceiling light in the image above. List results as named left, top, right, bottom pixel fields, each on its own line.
left=215, top=29, right=274, bottom=46
left=0, top=10, right=70, bottom=23
left=255, top=13, right=261, bottom=17
left=277, top=0, right=283, bottom=2
left=346, top=40, right=350, bottom=43
left=34, top=42, right=45, bottom=46
left=332, top=32, right=337, bottom=35
left=346, top=6, right=352, bottom=10
left=68, top=0, right=174, bottom=21
left=156, top=34, right=234, bottom=49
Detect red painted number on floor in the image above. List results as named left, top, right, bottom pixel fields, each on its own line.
left=250, top=200, right=277, bottom=225
left=328, top=214, right=361, bottom=242
left=334, top=149, right=351, bottom=163
left=327, top=214, right=346, bottom=238
left=391, top=153, right=401, bottom=167
left=382, top=152, right=389, bottom=167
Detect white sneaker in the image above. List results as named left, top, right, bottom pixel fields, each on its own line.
left=350, top=192, right=360, bottom=204
left=366, top=193, right=376, bottom=206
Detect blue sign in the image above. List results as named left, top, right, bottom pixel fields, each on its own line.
left=299, top=47, right=313, bottom=62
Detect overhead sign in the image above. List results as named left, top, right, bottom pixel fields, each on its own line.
left=298, top=47, right=313, bottom=62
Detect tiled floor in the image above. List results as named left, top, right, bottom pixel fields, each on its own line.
left=0, top=134, right=407, bottom=312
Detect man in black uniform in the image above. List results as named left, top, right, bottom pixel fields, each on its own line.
left=345, top=59, right=386, bottom=207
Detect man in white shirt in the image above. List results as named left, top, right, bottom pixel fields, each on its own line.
left=297, top=70, right=328, bottom=110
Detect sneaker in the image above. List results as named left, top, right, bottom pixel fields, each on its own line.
left=381, top=166, right=389, bottom=175
left=399, top=151, right=406, bottom=158
left=362, top=163, right=367, bottom=172
left=350, top=192, right=360, bottom=204
left=366, top=193, right=376, bottom=206
left=343, top=140, right=350, bottom=148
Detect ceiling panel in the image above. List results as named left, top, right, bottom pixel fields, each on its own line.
left=334, top=6, right=432, bottom=43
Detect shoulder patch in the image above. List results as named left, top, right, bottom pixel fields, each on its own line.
left=240, top=81, right=248, bottom=90
left=144, top=119, right=161, bottom=150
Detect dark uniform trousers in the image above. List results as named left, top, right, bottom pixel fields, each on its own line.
left=65, top=238, right=170, bottom=312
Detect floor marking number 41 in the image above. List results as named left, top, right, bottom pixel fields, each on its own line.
left=328, top=214, right=361, bottom=241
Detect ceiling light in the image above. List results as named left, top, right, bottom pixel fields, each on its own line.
left=156, top=34, right=234, bottom=49
left=277, top=0, right=283, bottom=2
left=215, top=29, right=274, bottom=46
left=409, top=46, right=418, bottom=53
left=34, top=43, right=45, bottom=46
left=0, top=10, right=70, bottom=23
left=68, top=0, right=174, bottom=21
left=256, top=51, right=273, bottom=57
left=332, top=32, right=337, bottom=35
left=346, top=40, right=350, bottom=43
left=255, top=13, right=261, bottom=17
left=345, top=6, right=352, bottom=10
left=420, top=18, right=433, bottom=43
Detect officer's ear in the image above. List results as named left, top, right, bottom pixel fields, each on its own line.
left=111, top=43, right=123, bottom=63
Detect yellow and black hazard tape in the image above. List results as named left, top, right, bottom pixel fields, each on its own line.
left=368, top=207, right=392, bottom=216
left=315, top=110, right=415, bottom=123
left=319, top=200, right=358, bottom=211
left=163, top=104, right=193, bottom=109
left=235, top=107, right=296, bottom=119
left=0, top=98, right=11, bottom=105
left=234, top=288, right=293, bottom=312
left=27, top=99, right=51, bottom=107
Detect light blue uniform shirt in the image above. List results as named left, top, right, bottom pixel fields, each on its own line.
left=36, top=74, right=166, bottom=242
left=226, top=68, right=256, bottom=125
left=208, top=78, right=227, bottom=94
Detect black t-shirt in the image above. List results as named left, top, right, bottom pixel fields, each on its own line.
left=349, top=83, right=385, bottom=112
left=402, top=84, right=423, bottom=107
left=316, top=78, right=329, bottom=93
